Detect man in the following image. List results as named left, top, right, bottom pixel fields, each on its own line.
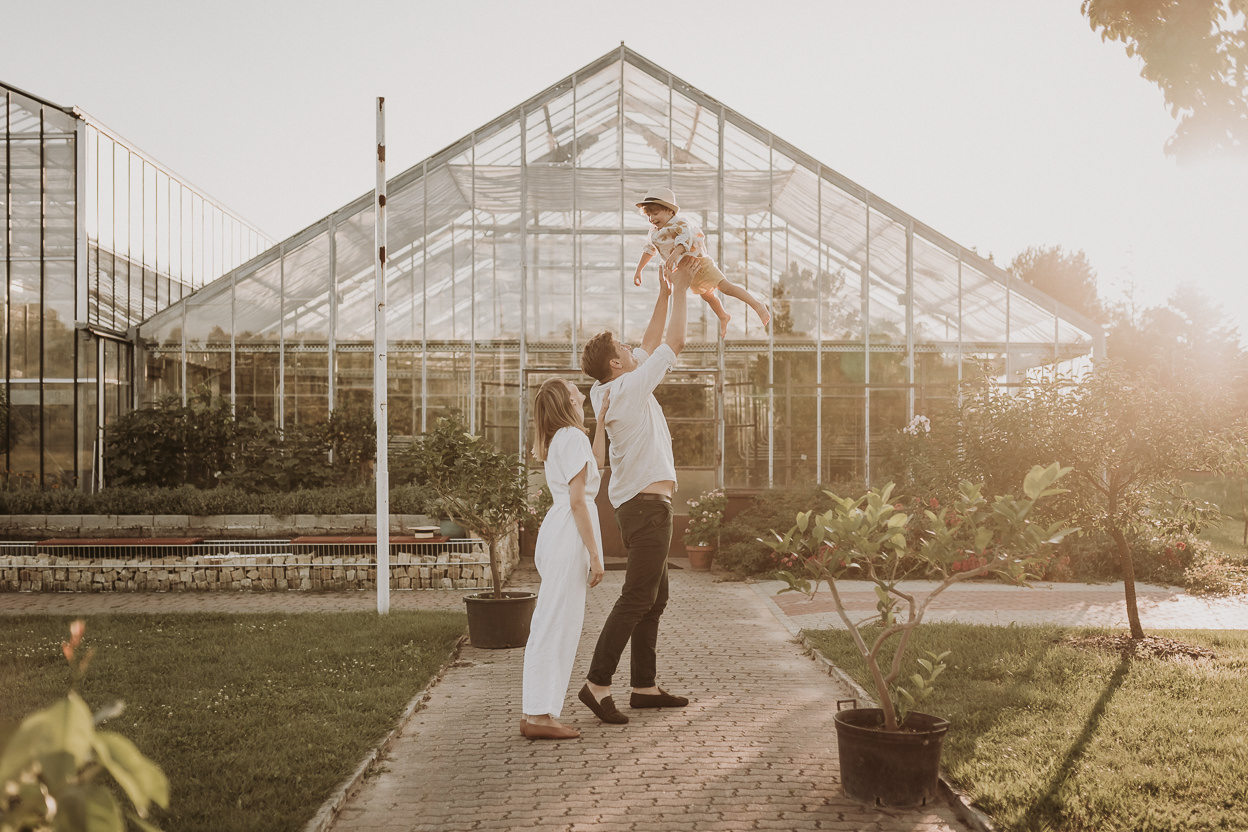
left=576, top=261, right=694, bottom=725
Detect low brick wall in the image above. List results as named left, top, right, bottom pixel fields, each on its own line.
left=0, top=533, right=520, bottom=594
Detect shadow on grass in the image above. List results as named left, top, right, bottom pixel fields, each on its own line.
left=1019, top=655, right=1132, bottom=830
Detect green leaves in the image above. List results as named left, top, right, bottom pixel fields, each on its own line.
left=1, top=624, right=169, bottom=832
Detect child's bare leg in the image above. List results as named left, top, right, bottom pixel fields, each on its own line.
left=700, top=291, right=731, bottom=337
left=716, top=279, right=771, bottom=328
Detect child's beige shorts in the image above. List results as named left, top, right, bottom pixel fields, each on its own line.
left=689, top=257, right=725, bottom=295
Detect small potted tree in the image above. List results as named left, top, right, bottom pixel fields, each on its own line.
left=766, top=463, right=1075, bottom=807
left=682, top=488, right=726, bottom=571
left=406, top=416, right=532, bottom=648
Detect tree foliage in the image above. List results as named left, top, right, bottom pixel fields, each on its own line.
left=889, top=363, right=1247, bottom=638
left=1082, top=0, right=1248, bottom=160
left=399, top=416, right=528, bottom=598
left=1106, top=283, right=1248, bottom=402
left=1009, top=245, right=1105, bottom=323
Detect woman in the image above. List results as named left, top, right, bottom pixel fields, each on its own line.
left=520, top=379, right=609, bottom=740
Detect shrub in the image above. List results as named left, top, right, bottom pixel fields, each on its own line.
left=716, top=484, right=837, bottom=576
left=0, top=484, right=440, bottom=517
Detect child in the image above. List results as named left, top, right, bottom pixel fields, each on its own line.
left=633, top=187, right=770, bottom=337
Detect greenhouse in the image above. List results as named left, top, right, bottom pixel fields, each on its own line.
left=0, top=80, right=271, bottom=489
left=7, top=46, right=1104, bottom=493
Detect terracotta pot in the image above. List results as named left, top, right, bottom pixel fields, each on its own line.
left=685, top=544, right=714, bottom=571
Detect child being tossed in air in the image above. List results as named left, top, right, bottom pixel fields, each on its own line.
left=633, top=187, right=770, bottom=337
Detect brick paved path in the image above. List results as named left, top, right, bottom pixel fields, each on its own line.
left=327, top=566, right=971, bottom=832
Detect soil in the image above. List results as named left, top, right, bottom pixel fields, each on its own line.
left=1061, top=633, right=1217, bottom=660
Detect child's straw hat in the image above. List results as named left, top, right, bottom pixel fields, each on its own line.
left=635, top=187, right=679, bottom=213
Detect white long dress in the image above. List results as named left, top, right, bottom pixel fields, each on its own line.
left=522, top=426, right=603, bottom=717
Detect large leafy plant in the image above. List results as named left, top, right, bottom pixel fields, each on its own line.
left=767, top=463, right=1075, bottom=732
left=0, top=621, right=169, bottom=831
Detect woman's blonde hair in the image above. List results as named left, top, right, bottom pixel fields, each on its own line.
left=532, top=378, right=586, bottom=461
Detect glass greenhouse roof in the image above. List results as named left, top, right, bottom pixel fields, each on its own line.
left=140, top=45, right=1102, bottom=363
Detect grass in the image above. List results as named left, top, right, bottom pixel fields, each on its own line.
left=806, top=623, right=1248, bottom=832
left=0, top=611, right=467, bottom=832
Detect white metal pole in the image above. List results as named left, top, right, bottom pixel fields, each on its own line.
left=375, top=96, right=390, bottom=615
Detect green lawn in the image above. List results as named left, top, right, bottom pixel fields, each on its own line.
left=0, top=612, right=467, bottom=832
left=806, top=623, right=1248, bottom=832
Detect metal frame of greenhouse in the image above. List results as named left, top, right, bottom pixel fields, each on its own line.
left=5, top=46, right=1104, bottom=494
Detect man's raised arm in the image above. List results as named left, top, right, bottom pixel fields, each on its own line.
left=664, top=269, right=692, bottom=357
left=639, top=271, right=673, bottom=355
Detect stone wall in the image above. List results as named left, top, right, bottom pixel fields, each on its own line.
left=0, top=520, right=520, bottom=593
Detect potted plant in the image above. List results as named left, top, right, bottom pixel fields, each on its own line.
left=406, top=416, right=533, bottom=648
left=766, top=463, right=1075, bottom=807
left=682, top=488, right=726, bottom=571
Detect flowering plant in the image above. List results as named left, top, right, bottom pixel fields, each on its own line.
left=683, top=488, right=727, bottom=547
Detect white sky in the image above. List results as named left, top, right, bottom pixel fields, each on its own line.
left=5, top=0, right=1247, bottom=341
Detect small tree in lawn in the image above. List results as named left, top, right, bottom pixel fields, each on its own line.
left=405, top=416, right=528, bottom=599
left=954, top=363, right=1247, bottom=639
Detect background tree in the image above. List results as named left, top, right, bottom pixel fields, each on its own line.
left=940, top=364, right=1244, bottom=638
left=1082, top=0, right=1248, bottom=160
left=1106, top=283, right=1247, bottom=400
left=401, top=416, right=528, bottom=598
left=1009, top=245, right=1106, bottom=323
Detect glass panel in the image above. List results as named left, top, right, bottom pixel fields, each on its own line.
left=723, top=352, right=766, bottom=488
left=652, top=371, right=717, bottom=471
left=417, top=350, right=469, bottom=422
left=961, top=262, right=1008, bottom=343
left=42, top=384, right=75, bottom=487
left=573, top=61, right=621, bottom=170
left=235, top=259, right=281, bottom=343
left=912, top=235, right=961, bottom=343
left=44, top=260, right=75, bottom=380
left=10, top=260, right=40, bottom=383
left=44, top=137, right=75, bottom=258
left=234, top=351, right=278, bottom=421
left=867, top=210, right=906, bottom=344
left=184, top=350, right=230, bottom=400
left=770, top=353, right=819, bottom=486
left=79, top=340, right=99, bottom=490
left=335, top=208, right=377, bottom=341
left=183, top=281, right=233, bottom=349
left=9, top=140, right=40, bottom=259
left=822, top=350, right=865, bottom=484
left=475, top=351, right=520, bottom=455
left=1010, top=287, right=1059, bottom=345
left=282, top=235, right=331, bottom=343
left=285, top=349, right=328, bottom=426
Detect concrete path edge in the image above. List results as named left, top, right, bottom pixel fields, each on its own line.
left=301, top=633, right=470, bottom=832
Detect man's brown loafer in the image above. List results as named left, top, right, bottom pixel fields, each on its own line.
left=579, top=683, right=629, bottom=724
left=630, top=687, right=689, bottom=709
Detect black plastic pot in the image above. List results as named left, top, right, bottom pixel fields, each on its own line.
left=463, top=591, right=537, bottom=649
left=833, top=708, right=950, bottom=807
